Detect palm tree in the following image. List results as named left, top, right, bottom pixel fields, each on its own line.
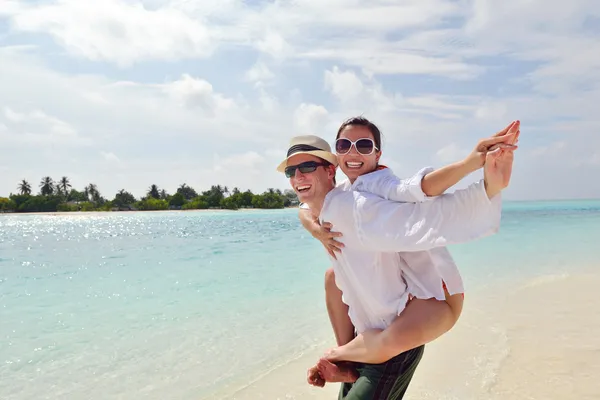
left=147, top=184, right=160, bottom=199
left=113, top=189, right=136, bottom=208
left=177, top=183, right=197, bottom=200
left=59, top=176, right=71, bottom=195
left=39, top=176, right=54, bottom=196
left=85, top=183, right=99, bottom=202
left=17, top=180, right=31, bottom=195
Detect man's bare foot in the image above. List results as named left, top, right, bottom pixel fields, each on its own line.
left=317, top=358, right=358, bottom=383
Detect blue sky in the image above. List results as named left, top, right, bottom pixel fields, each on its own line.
left=0, top=0, right=599, bottom=200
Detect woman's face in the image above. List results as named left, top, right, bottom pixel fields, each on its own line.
left=335, top=125, right=381, bottom=182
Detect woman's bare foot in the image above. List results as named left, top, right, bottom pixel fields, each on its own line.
left=317, top=358, right=359, bottom=383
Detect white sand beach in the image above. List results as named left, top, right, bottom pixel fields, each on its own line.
left=228, top=271, right=600, bottom=400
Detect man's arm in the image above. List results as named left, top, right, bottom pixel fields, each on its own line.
left=298, top=206, right=320, bottom=235
left=352, top=179, right=501, bottom=253
left=352, top=145, right=515, bottom=252
left=365, top=167, right=434, bottom=203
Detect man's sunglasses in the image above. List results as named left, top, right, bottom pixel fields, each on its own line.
left=335, top=138, right=379, bottom=155
left=285, top=161, right=328, bottom=178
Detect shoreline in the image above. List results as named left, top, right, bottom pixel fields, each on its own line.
left=0, top=207, right=299, bottom=216
left=222, top=268, right=600, bottom=400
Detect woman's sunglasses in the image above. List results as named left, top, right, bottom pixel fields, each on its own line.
left=335, top=138, right=379, bottom=155
left=284, top=161, right=328, bottom=178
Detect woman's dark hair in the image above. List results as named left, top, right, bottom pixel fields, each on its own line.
left=336, top=116, right=382, bottom=150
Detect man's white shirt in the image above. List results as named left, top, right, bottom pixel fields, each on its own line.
left=317, top=176, right=502, bottom=333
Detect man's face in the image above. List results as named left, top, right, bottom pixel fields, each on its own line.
left=286, top=154, right=335, bottom=204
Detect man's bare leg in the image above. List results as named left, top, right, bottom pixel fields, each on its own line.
left=324, top=292, right=464, bottom=365
left=324, top=268, right=355, bottom=346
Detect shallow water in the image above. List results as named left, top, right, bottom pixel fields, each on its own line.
left=1, top=201, right=599, bottom=399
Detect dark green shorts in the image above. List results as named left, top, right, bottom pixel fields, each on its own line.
left=338, top=345, right=425, bottom=400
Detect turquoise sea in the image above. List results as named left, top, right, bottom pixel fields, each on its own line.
left=1, top=200, right=600, bottom=399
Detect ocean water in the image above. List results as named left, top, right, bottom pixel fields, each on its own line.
left=1, top=200, right=599, bottom=400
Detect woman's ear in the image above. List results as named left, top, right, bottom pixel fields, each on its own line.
left=375, top=151, right=382, bottom=163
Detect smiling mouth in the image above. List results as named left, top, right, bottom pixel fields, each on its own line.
left=296, top=185, right=311, bottom=193
left=345, top=161, right=364, bottom=169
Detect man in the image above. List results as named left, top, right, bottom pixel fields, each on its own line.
left=278, top=134, right=515, bottom=399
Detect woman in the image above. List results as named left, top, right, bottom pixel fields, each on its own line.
left=299, top=117, right=520, bottom=383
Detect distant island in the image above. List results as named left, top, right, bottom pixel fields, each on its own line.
left=0, top=176, right=298, bottom=213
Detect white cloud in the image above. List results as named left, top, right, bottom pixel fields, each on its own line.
left=4, top=107, right=24, bottom=122
left=0, top=106, right=86, bottom=146
left=100, top=151, right=121, bottom=163
left=213, top=151, right=265, bottom=174
left=293, top=103, right=330, bottom=135
left=324, top=67, right=365, bottom=104
left=474, top=102, right=509, bottom=122
left=531, top=141, right=566, bottom=157
left=162, top=74, right=236, bottom=116
left=324, top=66, right=402, bottom=114
left=254, top=30, right=292, bottom=59
left=4, top=0, right=214, bottom=67
left=313, top=46, right=482, bottom=79
left=436, top=143, right=468, bottom=163
left=242, top=1, right=480, bottom=78
left=245, top=61, right=275, bottom=87
left=0, top=1, right=599, bottom=200
left=0, top=0, right=481, bottom=78
left=588, top=153, right=600, bottom=166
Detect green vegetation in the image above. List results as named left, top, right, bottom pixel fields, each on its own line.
left=0, top=177, right=298, bottom=213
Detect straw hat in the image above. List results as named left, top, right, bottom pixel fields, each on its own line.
left=276, top=135, right=338, bottom=172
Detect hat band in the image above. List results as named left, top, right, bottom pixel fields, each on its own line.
left=287, top=144, right=322, bottom=157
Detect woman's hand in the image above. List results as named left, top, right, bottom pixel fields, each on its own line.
left=465, top=120, right=520, bottom=170
left=314, top=221, right=344, bottom=259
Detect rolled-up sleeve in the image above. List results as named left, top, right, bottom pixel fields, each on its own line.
left=354, top=179, right=502, bottom=252
left=389, top=166, right=435, bottom=202
left=357, top=167, right=435, bottom=203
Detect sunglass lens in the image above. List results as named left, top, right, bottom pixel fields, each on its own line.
left=298, top=163, right=318, bottom=174
left=285, top=162, right=318, bottom=178
left=335, top=139, right=352, bottom=154
left=356, top=139, right=374, bottom=155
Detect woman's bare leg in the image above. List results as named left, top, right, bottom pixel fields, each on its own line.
left=324, top=268, right=356, bottom=346
left=324, top=292, right=464, bottom=365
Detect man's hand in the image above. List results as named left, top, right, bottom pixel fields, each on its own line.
left=465, top=120, right=520, bottom=171
left=484, top=145, right=516, bottom=199
left=307, top=364, right=325, bottom=387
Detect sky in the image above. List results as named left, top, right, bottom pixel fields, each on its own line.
left=0, top=0, right=599, bottom=201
